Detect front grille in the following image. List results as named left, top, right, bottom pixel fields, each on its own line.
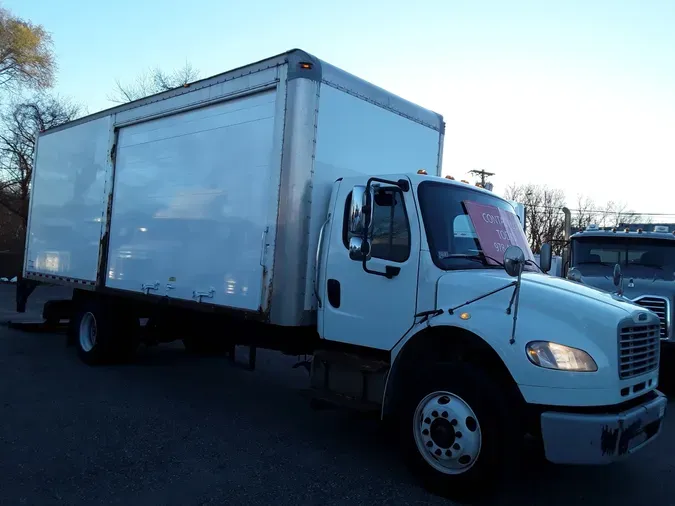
left=633, top=296, right=670, bottom=339
left=619, top=324, right=660, bottom=380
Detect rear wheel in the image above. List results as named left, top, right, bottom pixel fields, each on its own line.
left=398, top=362, right=522, bottom=500
left=72, top=299, right=139, bottom=365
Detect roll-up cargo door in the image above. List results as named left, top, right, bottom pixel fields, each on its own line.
left=105, top=90, right=277, bottom=312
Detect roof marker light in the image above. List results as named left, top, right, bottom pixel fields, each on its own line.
left=417, top=169, right=428, bottom=175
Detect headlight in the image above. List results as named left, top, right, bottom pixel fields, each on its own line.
left=526, top=341, right=598, bottom=372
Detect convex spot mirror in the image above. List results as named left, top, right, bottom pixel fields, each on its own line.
left=504, top=245, right=526, bottom=278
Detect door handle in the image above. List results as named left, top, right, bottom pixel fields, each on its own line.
left=385, top=265, right=401, bottom=278
left=327, top=279, right=341, bottom=308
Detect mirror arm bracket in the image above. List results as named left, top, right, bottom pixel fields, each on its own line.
left=365, top=176, right=410, bottom=193
left=447, top=281, right=518, bottom=315
left=355, top=177, right=410, bottom=277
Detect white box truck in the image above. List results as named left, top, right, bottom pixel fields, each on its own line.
left=23, top=49, right=666, bottom=499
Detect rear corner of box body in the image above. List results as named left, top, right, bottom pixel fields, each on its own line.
left=24, top=115, right=113, bottom=287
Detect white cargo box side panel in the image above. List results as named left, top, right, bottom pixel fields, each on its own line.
left=24, top=116, right=112, bottom=283
left=304, top=83, right=442, bottom=310
left=106, top=89, right=279, bottom=312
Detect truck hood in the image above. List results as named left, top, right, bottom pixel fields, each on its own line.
left=436, top=269, right=635, bottom=314
left=573, top=264, right=674, bottom=302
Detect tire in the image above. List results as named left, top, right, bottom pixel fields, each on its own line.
left=397, top=362, right=522, bottom=501
left=72, top=300, right=139, bottom=365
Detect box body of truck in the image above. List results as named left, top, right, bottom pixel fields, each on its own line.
left=24, top=49, right=444, bottom=327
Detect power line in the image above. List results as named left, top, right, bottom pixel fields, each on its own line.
left=525, top=204, right=675, bottom=216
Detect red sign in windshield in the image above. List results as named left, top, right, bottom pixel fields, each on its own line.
left=463, top=201, right=532, bottom=265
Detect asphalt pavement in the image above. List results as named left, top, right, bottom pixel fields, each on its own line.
left=1, top=285, right=675, bottom=505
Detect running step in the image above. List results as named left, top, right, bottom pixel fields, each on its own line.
left=313, top=350, right=389, bottom=373
left=302, top=388, right=381, bottom=413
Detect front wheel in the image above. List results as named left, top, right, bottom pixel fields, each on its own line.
left=398, top=363, right=522, bottom=500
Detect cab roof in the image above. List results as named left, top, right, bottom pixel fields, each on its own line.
left=571, top=229, right=675, bottom=241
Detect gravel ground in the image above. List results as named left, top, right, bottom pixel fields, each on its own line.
left=1, top=286, right=675, bottom=505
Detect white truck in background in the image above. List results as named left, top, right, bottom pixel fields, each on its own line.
left=23, top=49, right=666, bottom=500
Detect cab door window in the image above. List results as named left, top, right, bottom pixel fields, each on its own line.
left=343, top=187, right=411, bottom=263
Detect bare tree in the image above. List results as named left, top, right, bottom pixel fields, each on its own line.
left=505, top=184, right=567, bottom=254
left=506, top=183, right=650, bottom=251
left=601, top=201, right=646, bottom=227
left=0, top=94, right=82, bottom=224
left=573, top=195, right=597, bottom=230
left=108, top=62, right=200, bottom=103
left=0, top=7, right=55, bottom=92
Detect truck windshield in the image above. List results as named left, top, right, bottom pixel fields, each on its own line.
left=418, top=181, right=536, bottom=271
left=572, top=237, right=675, bottom=270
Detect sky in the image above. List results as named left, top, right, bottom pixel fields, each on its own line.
left=9, top=0, right=675, bottom=217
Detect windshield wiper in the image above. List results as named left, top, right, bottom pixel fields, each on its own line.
left=444, top=253, right=504, bottom=267
left=576, top=260, right=613, bottom=266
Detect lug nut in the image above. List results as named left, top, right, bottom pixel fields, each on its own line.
left=455, top=432, right=462, bottom=438
left=435, top=449, right=442, bottom=456
left=441, top=411, right=448, bottom=418
left=453, top=443, right=460, bottom=450
left=451, top=419, right=458, bottom=426
left=422, top=429, right=429, bottom=436
left=427, top=441, right=433, bottom=448
left=432, top=411, right=438, bottom=418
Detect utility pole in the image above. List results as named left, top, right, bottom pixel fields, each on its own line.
left=469, top=169, right=495, bottom=188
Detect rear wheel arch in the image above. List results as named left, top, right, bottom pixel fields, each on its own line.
left=382, top=325, right=524, bottom=419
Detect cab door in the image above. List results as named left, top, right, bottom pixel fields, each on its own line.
left=319, top=178, right=420, bottom=350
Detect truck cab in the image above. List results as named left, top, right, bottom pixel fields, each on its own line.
left=314, top=172, right=666, bottom=495
left=567, top=224, right=675, bottom=343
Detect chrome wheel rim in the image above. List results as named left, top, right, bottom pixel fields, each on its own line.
left=413, top=391, right=482, bottom=475
left=79, top=312, right=97, bottom=352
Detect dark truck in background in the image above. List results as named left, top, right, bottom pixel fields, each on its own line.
left=567, top=224, right=675, bottom=344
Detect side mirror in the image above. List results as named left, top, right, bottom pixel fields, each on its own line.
left=347, top=185, right=374, bottom=261
left=348, top=185, right=374, bottom=236
left=539, top=243, right=552, bottom=273
left=613, top=263, right=624, bottom=296
left=503, top=245, right=525, bottom=278
left=349, top=237, right=371, bottom=261
left=612, top=264, right=623, bottom=295
left=613, top=264, right=622, bottom=287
